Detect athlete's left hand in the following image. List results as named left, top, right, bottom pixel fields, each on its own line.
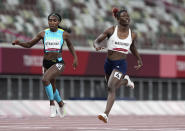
left=95, top=47, right=105, bottom=51
left=134, top=60, right=143, bottom=70
left=73, top=58, right=78, bottom=70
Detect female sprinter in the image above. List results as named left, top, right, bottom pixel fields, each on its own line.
left=12, top=12, right=78, bottom=118
left=93, top=8, right=143, bottom=123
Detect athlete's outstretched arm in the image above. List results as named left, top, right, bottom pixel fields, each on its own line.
left=63, top=32, right=78, bottom=69
left=12, top=31, right=44, bottom=48
left=130, top=32, right=143, bottom=70
left=93, top=26, right=114, bottom=51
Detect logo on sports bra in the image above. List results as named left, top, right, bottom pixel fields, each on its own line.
left=45, top=39, right=60, bottom=46
left=115, top=41, right=129, bottom=46
left=45, top=39, right=61, bottom=51
left=45, top=42, right=59, bottom=46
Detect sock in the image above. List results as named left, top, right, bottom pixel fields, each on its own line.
left=54, top=89, right=62, bottom=103
left=44, top=84, right=54, bottom=100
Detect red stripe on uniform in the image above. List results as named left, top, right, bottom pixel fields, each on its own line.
left=113, top=48, right=128, bottom=52
left=46, top=48, right=60, bottom=51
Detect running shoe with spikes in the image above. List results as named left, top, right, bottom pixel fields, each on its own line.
left=55, top=101, right=66, bottom=118
left=124, top=75, right=134, bottom=89
left=98, top=113, right=108, bottom=123
left=50, top=105, right=57, bottom=118
left=58, top=103, right=66, bottom=118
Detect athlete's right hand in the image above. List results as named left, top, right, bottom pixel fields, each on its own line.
left=93, top=42, right=104, bottom=51
left=12, top=40, right=20, bottom=45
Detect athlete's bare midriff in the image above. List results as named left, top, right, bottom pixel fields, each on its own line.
left=43, top=52, right=61, bottom=60
left=107, top=50, right=127, bottom=60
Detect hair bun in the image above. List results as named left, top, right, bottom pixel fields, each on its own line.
left=112, top=7, right=119, bottom=18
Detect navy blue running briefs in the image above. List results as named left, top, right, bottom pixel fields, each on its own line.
left=104, top=58, right=127, bottom=75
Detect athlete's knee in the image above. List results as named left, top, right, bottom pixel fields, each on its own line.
left=108, top=81, right=119, bottom=89
left=42, top=77, right=50, bottom=86
left=50, top=79, right=56, bottom=91
left=107, top=85, right=116, bottom=93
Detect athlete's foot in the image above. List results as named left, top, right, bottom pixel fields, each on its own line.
left=50, top=105, right=57, bottom=118
left=98, top=113, right=108, bottom=123
left=58, top=103, right=66, bottom=118
left=55, top=101, right=66, bottom=118
left=124, top=75, right=134, bottom=89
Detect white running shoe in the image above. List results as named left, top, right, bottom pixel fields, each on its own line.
left=55, top=101, right=66, bottom=118
left=98, top=113, right=108, bottom=123
left=58, top=103, right=66, bottom=118
left=50, top=105, right=57, bottom=118
left=124, top=75, right=135, bottom=89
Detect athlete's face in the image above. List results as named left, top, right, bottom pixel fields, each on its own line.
left=118, top=11, right=130, bottom=26
left=48, top=16, right=60, bottom=31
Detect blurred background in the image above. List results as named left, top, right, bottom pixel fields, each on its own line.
left=0, top=0, right=185, bottom=116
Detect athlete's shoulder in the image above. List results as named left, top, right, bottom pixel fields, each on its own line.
left=37, top=30, right=45, bottom=38
left=106, top=26, right=115, bottom=32
left=58, top=28, right=65, bottom=32
left=44, top=28, right=50, bottom=31
left=62, top=31, right=70, bottom=40
left=130, top=30, right=137, bottom=40
left=104, top=26, right=115, bottom=37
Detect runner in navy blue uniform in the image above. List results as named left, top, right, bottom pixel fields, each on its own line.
left=94, top=8, right=143, bottom=123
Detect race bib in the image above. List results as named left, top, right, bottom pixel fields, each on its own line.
left=114, top=72, right=122, bottom=80
left=56, top=63, right=63, bottom=70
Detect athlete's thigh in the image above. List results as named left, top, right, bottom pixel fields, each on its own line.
left=44, top=63, right=65, bottom=81
left=108, top=69, right=124, bottom=88
left=50, top=79, right=56, bottom=86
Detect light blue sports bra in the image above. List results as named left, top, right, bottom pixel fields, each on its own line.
left=43, top=28, right=64, bottom=53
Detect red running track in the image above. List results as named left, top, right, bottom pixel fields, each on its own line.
left=0, top=115, right=185, bottom=131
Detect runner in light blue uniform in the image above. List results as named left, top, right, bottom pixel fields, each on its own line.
left=12, top=12, right=78, bottom=118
